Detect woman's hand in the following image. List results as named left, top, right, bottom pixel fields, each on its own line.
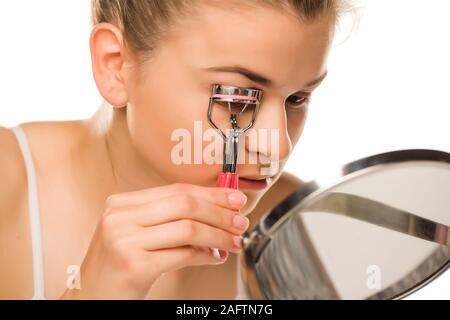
left=60, top=183, right=249, bottom=300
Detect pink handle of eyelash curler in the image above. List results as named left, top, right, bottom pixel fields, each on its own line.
left=211, top=172, right=240, bottom=260
left=215, top=172, right=239, bottom=190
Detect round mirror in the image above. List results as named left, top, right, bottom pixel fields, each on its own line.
left=241, top=149, right=450, bottom=300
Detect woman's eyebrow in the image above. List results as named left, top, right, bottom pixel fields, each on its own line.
left=303, top=71, right=328, bottom=89
left=203, top=65, right=273, bottom=86
left=203, top=65, right=328, bottom=90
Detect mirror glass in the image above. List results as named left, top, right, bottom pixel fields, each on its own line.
left=253, top=160, right=450, bottom=299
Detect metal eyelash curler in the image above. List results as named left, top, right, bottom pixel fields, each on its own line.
left=208, top=84, right=263, bottom=188
left=207, top=84, right=263, bottom=259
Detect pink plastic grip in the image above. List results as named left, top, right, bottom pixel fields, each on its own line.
left=214, top=172, right=241, bottom=258
left=215, top=172, right=239, bottom=189
left=216, top=172, right=240, bottom=215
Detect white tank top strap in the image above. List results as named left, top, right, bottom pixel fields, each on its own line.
left=10, top=125, right=46, bottom=300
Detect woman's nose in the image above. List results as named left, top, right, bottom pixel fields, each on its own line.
left=242, top=97, right=292, bottom=163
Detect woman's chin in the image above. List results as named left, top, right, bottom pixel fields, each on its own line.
left=239, top=191, right=266, bottom=217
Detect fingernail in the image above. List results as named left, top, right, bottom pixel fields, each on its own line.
left=233, top=214, right=249, bottom=230
left=219, top=250, right=228, bottom=260
left=212, top=248, right=227, bottom=263
left=233, top=236, right=243, bottom=249
left=211, top=248, right=221, bottom=260
left=228, top=192, right=247, bottom=206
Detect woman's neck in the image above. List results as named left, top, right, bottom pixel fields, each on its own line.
left=83, top=102, right=168, bottom=195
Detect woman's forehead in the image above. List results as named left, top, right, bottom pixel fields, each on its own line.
left=167, top=3, right=334, bottom=91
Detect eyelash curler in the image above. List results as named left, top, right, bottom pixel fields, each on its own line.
left=207, top=84, right=263, bottom=259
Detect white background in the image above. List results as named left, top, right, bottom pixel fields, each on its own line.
left=0, top=0, right=449, bottom=299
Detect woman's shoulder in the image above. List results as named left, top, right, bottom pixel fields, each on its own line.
left=0, top=125, right=38, bottom=298
left=247, top=171, right=305, bottom=229
left=0, top=120, right=85, bottom=205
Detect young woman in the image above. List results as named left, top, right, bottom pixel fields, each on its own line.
left=0, top=0, right=349, bottom=299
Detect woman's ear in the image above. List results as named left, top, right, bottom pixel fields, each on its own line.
left=90, top=23, right=130, bottom=109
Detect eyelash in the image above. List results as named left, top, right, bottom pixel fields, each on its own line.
left=286, top=94, right=311, bottom=109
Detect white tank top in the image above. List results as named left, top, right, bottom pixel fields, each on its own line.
left=10, top=125, right=249, bottom=300
left=11, top=126, right=46, bottom=300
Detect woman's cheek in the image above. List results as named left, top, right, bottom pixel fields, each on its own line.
left=287, top=106, right=308, bottom=146
left=129, top=90, right=220, bottom=185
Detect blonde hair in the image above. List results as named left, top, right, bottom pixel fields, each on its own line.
left=91, top=0, right=352, bottom=63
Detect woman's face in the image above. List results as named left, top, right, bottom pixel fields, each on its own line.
left=118, top=3, right=334, bottom=215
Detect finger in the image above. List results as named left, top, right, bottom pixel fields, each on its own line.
left=105, top=183, right=247, bottom=210
left=128, top=195, right=249, bottom=235
left=147, top=246, right=229, bottom=275
left=133, top=220, right=243, bottom=253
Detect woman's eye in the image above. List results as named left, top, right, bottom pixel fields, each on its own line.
left=286, top=95, right=310, bottom=109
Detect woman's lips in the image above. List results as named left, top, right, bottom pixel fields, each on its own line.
left=238, top=177, right=269, bottom=190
